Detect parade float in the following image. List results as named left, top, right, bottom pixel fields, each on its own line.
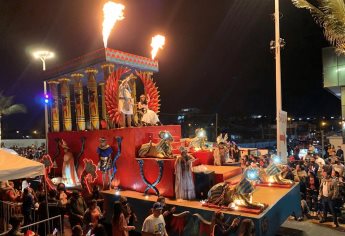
left=42, top=2, right=301, bottom=235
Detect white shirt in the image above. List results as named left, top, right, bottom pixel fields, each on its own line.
left=322, top=181, right=330, bottom=197
left=315, top=158, right=325, bottom=169
left=142, top=214, right=166, bottom=236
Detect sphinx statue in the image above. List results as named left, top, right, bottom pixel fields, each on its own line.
left=258, top=163, right=294, bottom=185
left=138, top=130, right=174, bottom=158
left=207, top=178, right=265, bottom=210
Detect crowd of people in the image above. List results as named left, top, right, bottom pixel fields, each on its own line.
left=240, top=144, right=345, bottom=228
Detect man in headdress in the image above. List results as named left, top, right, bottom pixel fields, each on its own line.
left=214, top=134, right=230, bottom=166
left=97, top=137, right=113, bottom=190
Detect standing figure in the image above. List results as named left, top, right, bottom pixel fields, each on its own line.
left=175, top=146, right=196, bottom=200
left=61, top=140, right=80, bottom=187
left=118, top=76, right=134, bottom=127
left=97, top=137, right=113, bottom=190
left=137, top=94, right=160, bottom=126
left=213, top=134, right=230, bottom=166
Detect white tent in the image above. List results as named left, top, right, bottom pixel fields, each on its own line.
left=0, top=149, right=44, bottom=181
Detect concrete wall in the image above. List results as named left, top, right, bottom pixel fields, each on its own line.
left=2, top=139, right=46, bottom=148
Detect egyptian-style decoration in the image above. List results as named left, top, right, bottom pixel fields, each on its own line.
left=137, top=159, right=164, bottom=195
left=138, top=130, right=174, bottom=158
left=97, top=137, right=114, bottom=190
left=100, top=63, right=114, bottom=129
left=105, top=67, right=131, bottom=126
left=80, top=159, right=98, bottom=194
left=259, top=163, right=294, bottom=185
left=188, top=128, right=208, bottom=151
left=60, top=139, right=80, bottom=187
left=59, top=77, right=72, bottom=131
left=75, top=137, right=86, bottom=171
left=205, top=178, right=266, bottom=210
left=86, top=67, right=100, bottom=130
left=47, top=81, right=60, bottom=132
left=71, top=73, right=85, bottom=131
left=136, top=71, right=161, bottom=114
left=41, top=154, right=55, bottom=190
left=111, top=136, right=122, bottom=181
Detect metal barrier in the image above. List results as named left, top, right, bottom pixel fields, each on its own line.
left=0, top=215, right=62, bottom=236
left=0, top=200, right=23, bottom=232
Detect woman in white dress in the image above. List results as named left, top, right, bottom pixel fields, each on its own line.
left=137, top=94, right=160, bottom=126
left=61, top=140, right=79, bottom=187
left=174, top=146, right=196, bottom=200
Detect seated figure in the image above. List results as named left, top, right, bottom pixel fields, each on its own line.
left=137, top=94, right=160, bottom=126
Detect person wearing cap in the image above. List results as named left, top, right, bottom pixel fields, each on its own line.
left=97, top=137, right=114, bottom=190
left=142, top=202, right=168, bottom=236
left=174, top=146, right=196, bottom=200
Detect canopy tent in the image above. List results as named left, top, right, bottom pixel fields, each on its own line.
left=0, top=149, right=44, bottom=181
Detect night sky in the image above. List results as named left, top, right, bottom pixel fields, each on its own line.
left=0, top=0, right=339, bottom=133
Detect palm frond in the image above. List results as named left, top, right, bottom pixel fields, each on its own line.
left=1, top=104, right=26, bottom=116
left=292, top=0, right=345, bottom=54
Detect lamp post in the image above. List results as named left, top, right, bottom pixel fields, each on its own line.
left=32, top=50, right=55, bottom=152
left=274, top=0, right=284, bottom=162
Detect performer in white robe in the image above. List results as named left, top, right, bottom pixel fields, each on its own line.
left=118, top=76, right=134, bottom=127
left=174, top=146, right=196, bottom=200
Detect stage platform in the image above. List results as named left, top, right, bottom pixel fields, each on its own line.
left=101, top=183, right=301, bottom=236
left=194, top=165, right=242, bottom=184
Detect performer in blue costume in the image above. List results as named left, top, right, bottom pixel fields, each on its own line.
left=97, top=137, right=113, bottom=190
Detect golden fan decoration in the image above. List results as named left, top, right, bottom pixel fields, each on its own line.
left=292, top=0, right=345, bottom=54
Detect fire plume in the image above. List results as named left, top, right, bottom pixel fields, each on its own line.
left=151, top=35, right=165, bottom=59
left=102, top=1, right=125, bottom=48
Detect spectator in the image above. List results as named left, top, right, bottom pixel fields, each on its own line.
left=112, top=201, right=135, bottom=236
left=237, top=219, right=255, bottom=236
left=305, top=172, right=320, bottom=215
left=336, top=146, right=344, bottom=161
left=314, top=155, right=325, bottom=172
left=68, top=190, right=87, bottom=228
left=319, top=169, right=339, bottom=227
left=142, top=202, right=168, bottom=236
left=156, top=196, right=176, bottom=219
left=332, top=159, right=344, bottom=177
left=93, top=224, right=107, bottom=236
left=84, top=199, right=103, bottom=230
left=211, top=211, right=240, bottom=235
left=71, top=225, right=83, bottom=236
left=306, top=157, right=319, bottom=176
left=5, top=181, right=20, bottom=202
left=22, top=188, right=34, bottom=226
left=57, top=183, right=68, bottom=232
left=7, top=215, right=24, bottom=236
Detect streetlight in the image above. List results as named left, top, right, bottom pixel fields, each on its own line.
left=32, top=50, right=55, bottom=153
left=32, top=50, right=55, bottom=71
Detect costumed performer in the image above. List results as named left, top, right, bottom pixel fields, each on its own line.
left=61, top=140, right=80, bottom=187
left=97, top=137, right=114, bottom=190
left=174, top=146, right=196, bottom=200
left=213, top=134, right=230, bottom=166
left=137, top=94, right=160, bottom=126
left=118, top=75, right=134, bottom=127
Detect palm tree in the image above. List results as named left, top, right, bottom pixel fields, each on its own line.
left=292, top=0, right=345, bottom=54
left=0, top=92, right=26, bottom=147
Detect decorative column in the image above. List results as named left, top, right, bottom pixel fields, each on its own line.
left=101, top=63, right=114, bottom=129
left=59, top=77, right=72, bottom=131
left=86, top=68, right=99, bottom=130
left=47, top=81, right=60, bottom=132
left=71, top=73, right=86, bottom=131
